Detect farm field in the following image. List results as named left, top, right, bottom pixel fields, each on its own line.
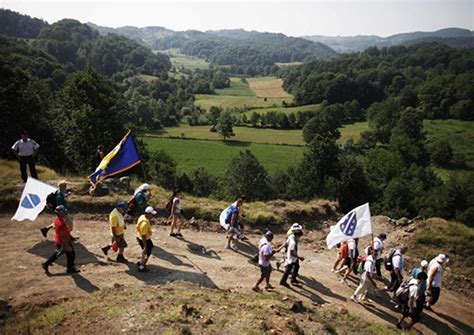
left=195, top=76, right=293, bottom=110
left=161, top=48, right=209, bottom=71
left=243, top=103, right=320, bottom=116
left=142, top=137, right=304, bottom=174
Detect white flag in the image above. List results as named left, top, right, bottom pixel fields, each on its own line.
left=326, top=203, right=372, bottom=249
left=11, top=177, right=57, bottom=221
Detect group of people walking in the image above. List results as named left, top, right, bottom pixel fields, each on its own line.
left=36, top=176, right=448, bottom=331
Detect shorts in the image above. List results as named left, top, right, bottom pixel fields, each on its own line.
left=173, top=212, right=184, bottom=219
left=259, top=265, right=272, bottom=277
left=227, top=225, right=241, bottom=238
left=342, top=257, right=351, bottom=267
left=112, top=234, right=127, bottom=249
left=137, top=238, right=154, bottom=256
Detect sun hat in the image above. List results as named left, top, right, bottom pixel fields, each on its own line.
left=145, top=206, right=157, bottom=215
left=436, top=254, right=448, bottom=264
left=290, top=223, right=302, bottom=231
left=421, top=260, right=429, bottom=268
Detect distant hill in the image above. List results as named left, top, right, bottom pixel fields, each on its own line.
left=89, top=25, right=338, bottom=71
left=303, top=28, right=474, bottom=53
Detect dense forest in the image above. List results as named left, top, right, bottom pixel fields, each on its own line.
left=92, top=24, right=338, bottom=75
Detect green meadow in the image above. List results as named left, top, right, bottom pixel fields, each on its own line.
left=162, top=48, right=210, bottom=71
left=142, top=137, right=304, bottom=175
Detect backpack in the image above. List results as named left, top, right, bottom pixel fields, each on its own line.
left=357, top=255, right=367, bottom=274
left=165, top=199, right=173, bottom=212
left=384, top=249, right=397, bottom=271
left=46, top=191, right=58, bottom=210
left=225, top=206, right=236, bottom=224
left=395, top=279, right=417, bottom=304
left=127, top=196, right=137, bottom=216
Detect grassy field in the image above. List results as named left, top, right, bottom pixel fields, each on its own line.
left=424, top=119, right=474, bottom=169
left=149, top=124, right=304, bottom=145
left=247, top=76, right=293, bottom=99
left=142, top=137, right=304, bottom=175
left=339, top=121, right=369, bottom=143
left=195, top=76, right=293, bottom=110
left=162, top=48, right=209, bottom=71
left=243, top=104, right=320, bottom=116
left=275, top=61, right=304, bottom=67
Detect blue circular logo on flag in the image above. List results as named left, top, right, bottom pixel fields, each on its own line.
left=340, top=210, right=357, bottom=236
left=21, top=193, right=41, bottom=209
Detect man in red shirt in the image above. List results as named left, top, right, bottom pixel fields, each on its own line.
left=42, top=205, right=78, bottom=274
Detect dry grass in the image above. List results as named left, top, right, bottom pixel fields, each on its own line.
left=247, top=77, right=293, bottom=99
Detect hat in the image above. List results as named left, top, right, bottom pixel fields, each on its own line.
left=116, top=201, right=127, bottom=209
left=378, top=233, right=387, bottom=240
left=145, top=206, right=157, bottom=215
left=421, top=260, right=428, bottom=268
left=55, top=205, right=67, bottom=213
left=141, top=183, right=150, bottom=190
left=290, top=223, right=302, bottom=232
left=264, top=230, right=274, bottom=241
left=436, top=254, right=448, bottom=264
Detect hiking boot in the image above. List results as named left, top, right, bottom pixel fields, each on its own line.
left=40, top=227, right=49, bottom=238
left=280, top=282, right=290, bottom=288
left=67, top=267, right=80, bottom=274
left=42, top=262, right=50, bottom=273
left=291, top=280, right=302, bottom=286
left=116, top=254, right=128, bottom=263
left=252, top=286, right=261, bottom=292
left=169, top=233, right=177, bottom=237
left=265, top=284, right=275, bottom=291
left=176, top=233, right=183, bottom=238
left=101, top=246, right=110, bottom=256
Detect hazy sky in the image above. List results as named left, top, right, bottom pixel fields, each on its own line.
left=1, top=0, right=473, bottom=37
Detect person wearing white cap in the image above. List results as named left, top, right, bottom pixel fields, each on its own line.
left=128, top=183, right=151, bottom=221
left=136, top=206, right=157, bottom=272
left=425, top=254, right=449, bottom=309
left=280, top=223, right=305, bottom=287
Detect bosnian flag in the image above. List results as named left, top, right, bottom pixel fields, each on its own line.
left=12, top=177, right=57, bottom=221
left=326, top=203, right=372, bottom=249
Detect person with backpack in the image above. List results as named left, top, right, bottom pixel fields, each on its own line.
left=425, top=254, right=449, bottom=310
left=101, top=202, right=129, bottom=263
left=136, top=206, right=157, bottom=272
left=252, top=230, right=278, bottom=292
left=386, top=245, right=408, bottom=297
left=280, top=223, right=304, bottom=287
left=169, top=190, right=185, bottom=238
left=42, top=205, right=79, bottom=274
left=127, top=183, right=151, bottom=221
left=370, top=233, right=387, bottom=279
left=351, top=247, right=377, bottom=303
left=224, top=196, right=246, bottom=251
left=40, top=180, right=73, bottom=237
left=396, top=271, right=428, bottom=330
left=411, top=260, right=429, bottom=301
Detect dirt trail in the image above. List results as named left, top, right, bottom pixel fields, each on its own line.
left=0, top=214, right=472, bottom=334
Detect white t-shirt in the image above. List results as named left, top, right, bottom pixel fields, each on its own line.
left=408, top=278, right=419, bottom=308
left=392, top=250, right=404, bottom=274
left=286, top=235, right=298, bottom=264
left=373, top=237, right=384, bottom=260
left=361, top=255, right=375, bottom=281
left=12, top=138, right=40, bottom=157
left=172, top=197, right=181, bottom=214
left=428, top=259, right=443, bottom=288
left=348, top=239, right=357, bottom=258
left=259, top=240, right=273, bottom=267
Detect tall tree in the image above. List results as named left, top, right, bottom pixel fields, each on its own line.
left=217, top=110, right=235, bottom=141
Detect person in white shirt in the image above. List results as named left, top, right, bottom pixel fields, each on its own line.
left=351, top=247, right=378, bottom=302
left=11, top=130, right=40, bottom=183
left=397, top=271, right=428, bottom=330
left=387, top=245, right=408, bottom=297
left=253, top=231, right=278, bottom=292
left=425, top=254, right=448, bottom=309
left=339, top=238, right=359, bottom=284
left=169, top=190, right=185, bottom=238
left=280, top=223, right=304, bottom=287
left=372, top=233, right=387, bottom=278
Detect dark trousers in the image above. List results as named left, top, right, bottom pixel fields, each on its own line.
left=389, top=271, right=401, bottom=292
left=375, top=259, right=382, bottom=277
left=280, top=260, right=300, bottom=284
left=428, top=287, right=441, bottom=306
left=19, top=156, right=38, bottom=182
left=45, top=244, right=75, bottom=270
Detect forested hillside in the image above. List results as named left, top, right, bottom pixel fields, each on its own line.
left=91, top=24, right=338, bottom=75
left=304, top=27, right=473, bottom=53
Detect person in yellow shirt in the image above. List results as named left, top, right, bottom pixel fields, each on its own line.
left=101, top=202, right=128, bottom=263
left=136, top=206, right=157, bottom=272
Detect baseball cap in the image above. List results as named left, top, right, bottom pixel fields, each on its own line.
left=116, top=201, right=127, bottom=209
left=436, top=254, right=449, bottom=264
left=264, top=230, right=274, bottom=241
left=55, top=205, right=67, bottom=213
left=421, top=260, right=428, bottom=268
left=145, top=206, right=157, bottom=215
